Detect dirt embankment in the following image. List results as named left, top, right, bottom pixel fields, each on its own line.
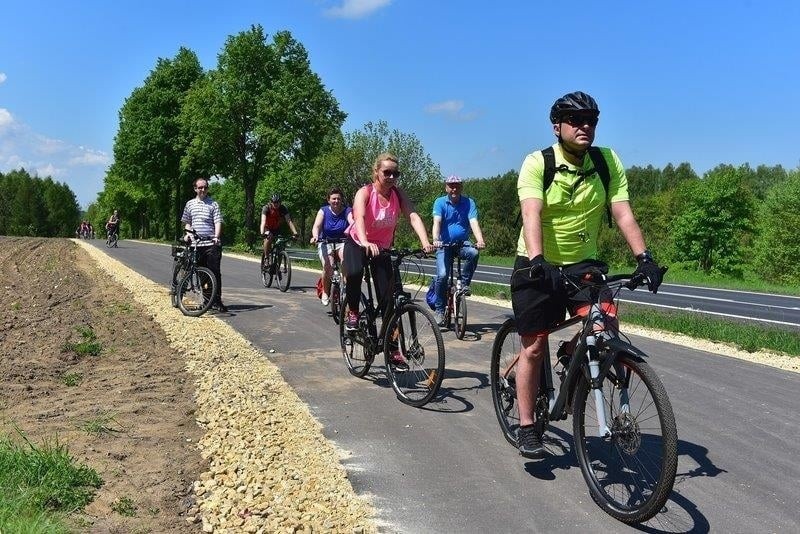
left=1, top=236, right=377, bottom=533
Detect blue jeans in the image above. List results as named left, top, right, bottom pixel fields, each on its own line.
left=434, top=244, right=479, bottom=313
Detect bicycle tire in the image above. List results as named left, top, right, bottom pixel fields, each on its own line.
left=177, top=267, right=218, bottom=317
left=384, top=302, right=445, bottom=407
left=170, top=262, right=187, bottom=308
left=330, top=281, right=342, bottom=324
left=276, top=251, right=292, bottom=292
left=260, top=252, right=273, bottom=288
left=572, top=353, right=678, bottom=524
left=443, top=288, right=453, bottom=328
left=455, top=293, right=467, bottom=339
left=339, top=294, right=373, bottom=378
left=490, top=318, right=521, bottom=446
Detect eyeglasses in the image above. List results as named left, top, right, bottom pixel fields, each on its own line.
left=195, top=186, right=208, bottom=190
left=381, top=169, right=400, bottom=178
left=563, top=114, right=598, bottom=127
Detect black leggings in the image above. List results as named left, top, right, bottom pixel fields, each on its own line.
left=343, top=238, right=393, bottom=317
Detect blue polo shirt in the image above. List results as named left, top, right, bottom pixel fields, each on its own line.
left=432, top=194, right=478, bottom=242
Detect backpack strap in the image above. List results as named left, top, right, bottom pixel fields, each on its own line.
left=541, top=146, right=557, bottom=193
left=587, top=146, right=612, bottom=228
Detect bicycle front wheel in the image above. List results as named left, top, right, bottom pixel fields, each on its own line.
left=384, top=302, right=445, bottom=407
left=572, top=353, right=678, bottom=524
left=170, top=262, right=187, bottom=308
left=260, top=252, right=272, bottom=288
left=276, top=251, right=292, bottom=292
left=339, top=294, right=372, bottom=378
left=330, top=281, right=342, bottom=324
left=177, top=267, right=218, bottom=317
left=490, top=318, right=521, bottom=447
left=454, top=293, right=467, bottom=340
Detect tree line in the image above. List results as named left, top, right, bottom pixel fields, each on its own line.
left=3, top=24, right=799, bottom=285
left=0, top=169, right=81, bottom=237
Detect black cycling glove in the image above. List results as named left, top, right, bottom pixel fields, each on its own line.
left=633, top=251, right=663, bottom=293
left=529, top=254, right=562, bottom=293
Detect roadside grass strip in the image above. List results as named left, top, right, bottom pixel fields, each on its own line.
left=0, top=430, right=102, bottom=532
left=76, top=240, right=377, bottom=533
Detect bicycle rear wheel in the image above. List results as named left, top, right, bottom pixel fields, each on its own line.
left=330, top=281, right=342, bottom=324
left=339, top=295, right=373, bottom=378
left=454, top=293, right=467, bottom=339
left=572, top=353, right=678, bottom=524
left=177, top=267, right=217, bottom=317
left=490, top=318, right=521, bottom=447
left=276, top=251, right=292, bottom=292
left=384, top=302, right=445, bottom=407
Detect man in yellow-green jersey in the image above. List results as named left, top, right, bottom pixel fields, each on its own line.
left=511, top=91, right=664, bottom=458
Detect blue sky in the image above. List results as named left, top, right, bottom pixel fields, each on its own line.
left=1, top=0, right=799, bottom=209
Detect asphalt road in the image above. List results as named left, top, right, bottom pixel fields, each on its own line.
left=288, top=248, right=800, bottom=328
left=88, top=240, right=800, bottom=533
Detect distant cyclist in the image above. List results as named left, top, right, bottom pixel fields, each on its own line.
left=310, top=187, right=353, bottom=306
left=105, top=210, right=120, bottom=240
left=260, top=193, right=299, bottom=268
left=431, top=174, right=486, bottom=326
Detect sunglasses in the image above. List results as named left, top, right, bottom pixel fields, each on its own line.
left=195, top=186, right=208, bottom=190
left=381, top=169, right=400, bottom=178
left=563, top=114, right=598, bottom=127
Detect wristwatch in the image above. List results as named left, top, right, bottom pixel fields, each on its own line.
left=635, top=250, right=654, bottom=263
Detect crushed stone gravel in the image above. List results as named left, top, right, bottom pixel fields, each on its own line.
left=76, top=240, right=376, bottom=533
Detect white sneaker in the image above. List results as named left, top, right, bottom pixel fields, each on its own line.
left=321, top=293, right=330, bottom=306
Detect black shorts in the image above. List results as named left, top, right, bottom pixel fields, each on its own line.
left=510, top=256, right=610, bottom=336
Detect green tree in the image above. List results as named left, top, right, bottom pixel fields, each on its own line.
left=112, top=47, right=205, bottom=239
left=753, top=171, right=800, bottom=283
left=41, top=178, right=81, bottom=237
left=181, top=26, right=345, bottom=246
left=671, top=165, right=756, bottom=276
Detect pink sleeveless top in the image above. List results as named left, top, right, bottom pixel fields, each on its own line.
left=346, top=184, right=401, bottom=249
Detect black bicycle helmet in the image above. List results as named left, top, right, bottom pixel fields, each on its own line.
left=271, top=193, right=282, bottom=203
left=549, top=91, right=599, bottom=123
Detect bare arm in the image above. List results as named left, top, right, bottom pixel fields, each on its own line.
left=285, top=214, right=299, bottom=236
left=469, top=218, right=485, bottom=249
left=432, top=216, right=442, bottom=245
left=310, top=209, right=324, bottom=243
left=520, top=197, right=544, bottom=259
left=611, top=201, right=647, bottom=257
left=259, top=213, right=267, bottom=235
left=397, top=188, right=433, bottom=252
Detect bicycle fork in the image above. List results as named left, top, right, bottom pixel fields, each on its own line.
left=585, top=304, right=630, bottom=438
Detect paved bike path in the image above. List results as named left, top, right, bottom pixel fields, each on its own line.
left=89, top=240, right=800, bottom=533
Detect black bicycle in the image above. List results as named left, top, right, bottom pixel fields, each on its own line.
left=490, top=268, right=677, bottom=524
left=105, top=228, right=119, bottom=248
left=319, top=237, right=345, bottom=324
left=260, top=233, right=294, bottom=292
left=438, top=242, right=470, bottom=339
left=169, top=230, right=218, bottom=317
left=339, top=248, right=446, bottom=407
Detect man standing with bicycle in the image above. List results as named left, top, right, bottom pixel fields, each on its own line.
left=431, top=175, right=486, bottom=326
left=181, top=177, right=228, bottom=313
left=512, top=91, right=663, bottom=458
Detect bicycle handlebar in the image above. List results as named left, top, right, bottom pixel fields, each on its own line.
left=561, top=266, right=669, bottom=291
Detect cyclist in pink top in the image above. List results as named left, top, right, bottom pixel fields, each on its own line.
left=343, top=152, right=434, bottom=330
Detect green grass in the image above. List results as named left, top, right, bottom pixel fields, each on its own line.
left=0, top=430, right=102, bottom=532
left=61, top=373, right=83, bottom=387
left=620, top=303, right=800, bottom=356
left=79, top=412, right=123, bottom=436
left=62, top=326, right=102, bottom=357
left=110, top=496, right=137, bottom=517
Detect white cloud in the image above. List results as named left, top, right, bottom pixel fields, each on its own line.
left=424, top=100, right=480, bottom=122
left=0, top=108, right=13, bottom=130
left=323, top=0, right=391, bottom=19
left=0, top=72, right=6, bottom=84
left=0, top=111, right=111, bottom=207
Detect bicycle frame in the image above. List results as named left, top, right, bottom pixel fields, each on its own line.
left=502, top=274, right=649, bottom=438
